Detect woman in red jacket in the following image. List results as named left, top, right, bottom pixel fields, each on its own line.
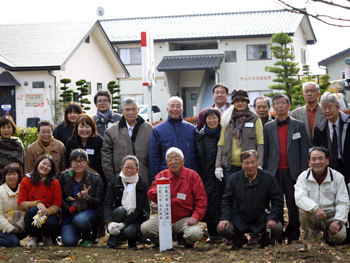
left=18, top=155, right=62, bottom=248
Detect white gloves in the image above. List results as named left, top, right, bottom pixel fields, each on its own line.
left=32, top=210, right=47, bottom=228
left=108, top=222, right=120, bottom=235
left=115, top=223, right=125, bottom=231
left=214, top=167, right=224, bottom=182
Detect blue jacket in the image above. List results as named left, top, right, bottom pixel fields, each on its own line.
left=149, top=116, right=196, bottom=180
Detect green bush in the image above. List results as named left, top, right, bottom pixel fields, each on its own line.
left=15, top=126, right=38, bottom=151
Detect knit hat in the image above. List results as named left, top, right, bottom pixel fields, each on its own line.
left=231, top=89, right=250, bottom=104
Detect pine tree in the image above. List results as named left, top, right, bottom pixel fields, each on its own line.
left=107, top=81, right=121, bottom=113
left=265, top=33, right=300, bottom=105
left=59, top=78, right=73, bottom=106
left=76, top=79, right=91, bottom=112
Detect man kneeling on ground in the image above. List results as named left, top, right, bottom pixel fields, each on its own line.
left=217, top=150, right=283, bottom=248
left=141, top=147, right=207, bottom=248
left=294, top=147, right=349, bottom=244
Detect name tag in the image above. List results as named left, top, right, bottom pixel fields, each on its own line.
left=245, top=122, right=254, bottom=128
left=126, top=184, right=133, bottom=192
left=86, top=149, right=94, bottom=155
left=292, top=132, right=301, bottom=140
left=177, top=193, right=186, bottom=200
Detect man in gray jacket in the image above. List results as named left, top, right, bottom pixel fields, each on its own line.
left=102, top=97, right=153, bottom=187
left=263, top=93, right=308, bottom=244
left=291, top=82, right=324, bottom=146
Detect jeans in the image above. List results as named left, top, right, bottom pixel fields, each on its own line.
left=61, top=210, right=100, bottom=246
left=107, top=207, right=140, bottom=248
left=24, top=207, right=59, bottom=238
left=0, top=231, right=27, bottom=247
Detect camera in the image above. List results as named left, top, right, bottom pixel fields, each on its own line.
left=265, top=228, right=271, bottom=238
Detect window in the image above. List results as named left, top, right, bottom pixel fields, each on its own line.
left=32, top=81, right=45, bottom=89
left=97, top=83, right=102, bottom=91
left=247, top=45, right=271, bottom=60
left=119, top=48, right=141, bottom=65
left=73, top=92, right=78, bottom=102
left=152, top=106, right=161, bottom=113
left=86, top=82, right=91, bottom=95
left=301, top=48, right=306, bottom=64
left=248, top=91, right=272, bottom=107
left=169, top=41, right=218, bottom=51
left=225, top=51, right=237, bottom=62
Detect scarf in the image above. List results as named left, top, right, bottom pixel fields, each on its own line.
left=97, top=109, right=113, bottom=124
left=37, top=136, right=54, bottom=155
left=231, top=106, right=251, bottom=147
left=205, top=124, right=221, bottom=138
left=119, top=171, right=139, bottom=215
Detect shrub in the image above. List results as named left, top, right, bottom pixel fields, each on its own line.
left=15, top=126, right=38, bottom=151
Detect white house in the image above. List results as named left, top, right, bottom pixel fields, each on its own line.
left=318, top=48, right=350, bottom=100
left=100, top=9, right=316, bottom=117
left=0, top=20, right=129, bottom=127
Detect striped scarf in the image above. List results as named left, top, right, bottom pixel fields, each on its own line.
left=231, top=106, right=251, bottom=147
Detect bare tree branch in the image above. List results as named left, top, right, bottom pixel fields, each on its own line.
left=276, top=0, right=350, bottom=27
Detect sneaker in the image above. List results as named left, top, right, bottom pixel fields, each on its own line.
left=43, top=236, right=53, bottom=246
left=247, top=235, right=260, bottom=246
left=82, top=240, right=91, bottom=248
left=27, top=237, right=38, bottom=248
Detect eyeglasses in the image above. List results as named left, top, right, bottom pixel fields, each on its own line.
left=6, top=174, right=18, bottom=178
left=72, top=160, right=87, bottom=166
left=167, top=157, right=182, bottom=162
left=124, top=108, right=138, bottom=113
left=122, top=166, right=137, bottom=171
left=39, top=131, right=52, bottom=135
left=97, top=99, right=109, bottom=104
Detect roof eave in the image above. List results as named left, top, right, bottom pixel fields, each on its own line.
left=7, top=66, right=61, bottom=72
left=111, top=33, right=292, bottom=45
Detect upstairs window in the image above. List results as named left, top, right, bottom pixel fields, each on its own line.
left=247, top=44, right=271, bottom=60
left=225, top=51, right=237, bottom=62
left=119, top=48, right=141, bottom=65
left=169, top=41, right=218, bottom=51
left=301, top=48, right=306, bottom=64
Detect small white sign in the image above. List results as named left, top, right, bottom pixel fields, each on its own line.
left=292, top=132, right=301, bottom=140
left=245, top=122, right=254, bottom=128
left=157, top=178, right=172, bottom=252
left=86, top=149, right=94, bottom=155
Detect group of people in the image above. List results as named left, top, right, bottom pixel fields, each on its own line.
left=0, top=82, right=349, bottom=250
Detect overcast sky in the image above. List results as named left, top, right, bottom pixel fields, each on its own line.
left=1, top=0, right=350, bottom=76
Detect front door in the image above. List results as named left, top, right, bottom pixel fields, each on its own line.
left=0, top=86, right=16, bottom=122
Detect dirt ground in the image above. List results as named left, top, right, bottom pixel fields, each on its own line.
left=0, top=230, right=349, bottom=263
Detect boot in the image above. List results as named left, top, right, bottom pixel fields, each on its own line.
left=43, top=236, right=53, bottom=246
left=27, top=236, right=38, bottom=248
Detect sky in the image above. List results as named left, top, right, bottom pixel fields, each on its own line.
left=1, top=0, right=350, bottom=76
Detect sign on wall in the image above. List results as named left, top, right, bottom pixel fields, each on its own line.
left=25, top=93, right=44, bottom=107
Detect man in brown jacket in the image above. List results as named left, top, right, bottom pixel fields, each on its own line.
left=102, top=97, right=153, bottom=187
left=25, top=120, right=66, bottom=178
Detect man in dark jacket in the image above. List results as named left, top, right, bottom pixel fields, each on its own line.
left=196, top=83, right=230, bottom=130
left=217, top=150, right=283, bottom=248
left=93, top=90, right=122, bottom=137
left=149, top=97, right=196, bottom=181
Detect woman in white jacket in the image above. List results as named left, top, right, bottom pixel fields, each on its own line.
left=0, top=163, right=26, bottom=247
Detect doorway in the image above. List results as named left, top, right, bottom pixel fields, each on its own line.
left=0, top=86, right=16, bottom=122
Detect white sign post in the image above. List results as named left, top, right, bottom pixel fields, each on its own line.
left=141, top=31, right=155, bottom=123
left=157, top=178, right=172, bottom=252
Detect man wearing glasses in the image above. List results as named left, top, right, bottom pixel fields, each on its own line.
left=93, top=90, right=122, bottom=137
left=291, top=82, right=324, bottom=146
left=25, top=120, right=66, bottom=177
left=102, top=97, right=153, bottom=186
left=263, top=94, right=308, bottom=244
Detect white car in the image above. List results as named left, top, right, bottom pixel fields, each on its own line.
left=139, top=104, right=163, bottom=122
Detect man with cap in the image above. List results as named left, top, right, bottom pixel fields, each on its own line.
left=215, top=89, right=264, bottom=186
left=196, top=83, right=230, bottom=130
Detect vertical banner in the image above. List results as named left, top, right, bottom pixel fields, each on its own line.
left=157, top=178, right=172, bottom=252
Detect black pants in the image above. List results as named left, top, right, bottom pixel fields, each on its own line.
left=107, top=207, right=139, bottom=248
left=275, top=169, right=300, bottom=242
